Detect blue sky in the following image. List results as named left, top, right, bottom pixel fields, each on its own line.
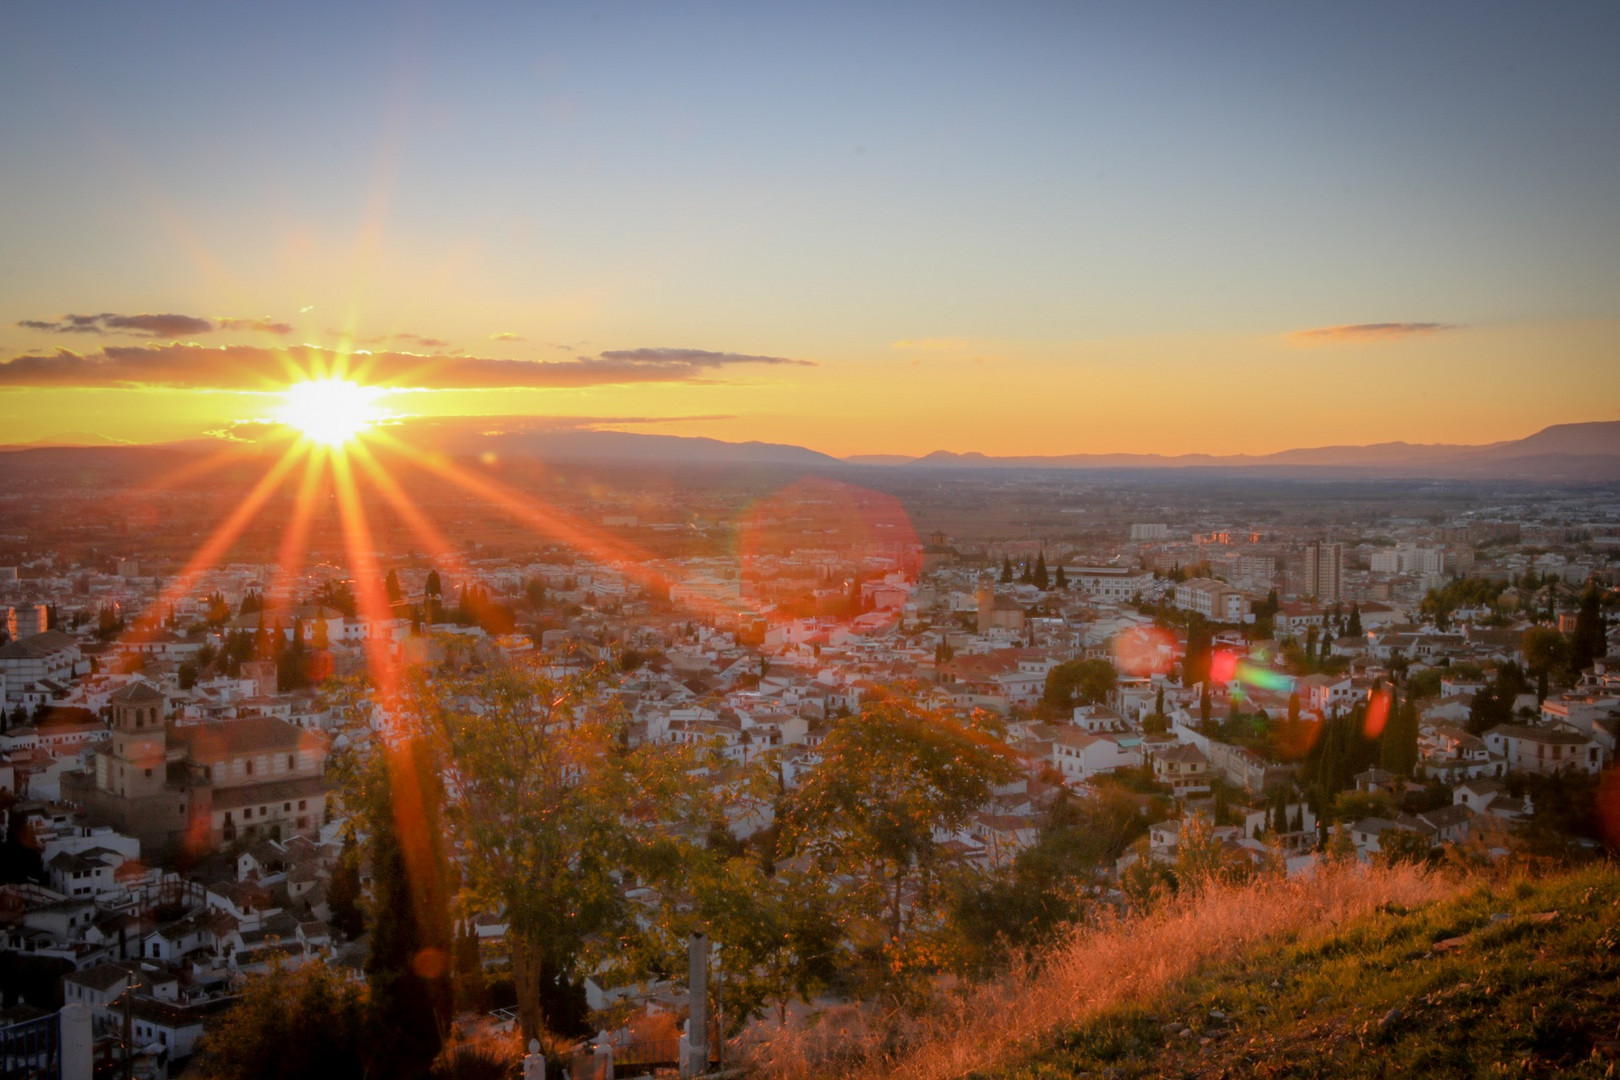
left=1, top=1, right=1616, bottom=453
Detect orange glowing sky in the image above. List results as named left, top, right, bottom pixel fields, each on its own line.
left=2, top=4, right=1617, bottom=458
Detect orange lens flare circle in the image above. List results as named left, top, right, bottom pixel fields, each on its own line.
left=1114, top=625, right=1175, bottom=676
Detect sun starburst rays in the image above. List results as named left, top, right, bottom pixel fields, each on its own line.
left=276, top=378, right=386, bottom=447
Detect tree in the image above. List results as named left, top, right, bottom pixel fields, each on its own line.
left=358, top=737, right=453, bottom=1079
left=391, top=662, right=717, bottom=1045
left=684, top=855, right=840, bottom=1028
left=424, top=569, right=442, bottom=598
left=946, top=788, right=1142, bottom=975
left=1468, top=662, right=1528, bottom=735
left=327, top=841, right=365, bottom=940
left=1379, top=694, right=1419, bottom=777
left=1377, top=827, right=1436, bottom=867
left=1522, top=625, right=1570, bottom=701
left=999, top=558, right=1013, bottom=584
left=1032, top=553, right=1049, bottom=591
left=195, top=962, right=369, bottom=1080
left=1041, top=658, right=1117, bottom=712
left=385, top=569, right=404, bottom=604
left=1054, top=565, right=1068, bottom=590
left=1346, top=603, right=1363, bottom=637
left=314, top=580, right=358, bottom=619
left=1569, top=579, right=1606, bottom=677
left=782, top=701, right=1016, bottom=980
left=1183, top=618, right=1212, bottom=686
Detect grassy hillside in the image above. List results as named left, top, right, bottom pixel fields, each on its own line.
left=747, top=862, right=1460, bottom=1080
left=997, top=862, right=1620, bottom=1080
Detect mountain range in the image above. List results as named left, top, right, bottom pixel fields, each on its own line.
left=3, top=419, right=1617, bottom=480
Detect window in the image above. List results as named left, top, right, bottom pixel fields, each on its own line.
left=244, top=807, right=252, bottom=819
left=297, top=799, right=306, bottom=810
left=245, top=758, right=254, bottom=775
left=144, top=767, right=152, bottom=778
left=287, top=754, right=296, bottom=769
left=284, top=802, right=291, bottom=812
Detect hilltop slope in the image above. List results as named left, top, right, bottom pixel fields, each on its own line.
left=746, top=863, right=1620, bottom=1080
left=997, top=863, right=1620, bottom=1080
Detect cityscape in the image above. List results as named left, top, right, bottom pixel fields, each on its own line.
left=1, top=3, right=1618, bottom=1080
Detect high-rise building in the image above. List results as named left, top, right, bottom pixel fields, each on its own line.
left=1303, top=542, right=1343, bottom=602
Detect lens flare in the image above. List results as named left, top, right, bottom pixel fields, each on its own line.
left=1364, top=686, right=1392, bottom=739
left=277, top=379, right=384, bottom=446
left=1115, top=625, right=1175, bottom=676
left=1234, top=660, right=1296, bottom=694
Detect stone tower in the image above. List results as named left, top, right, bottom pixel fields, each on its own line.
left=100, top=680, right=168, bottom=800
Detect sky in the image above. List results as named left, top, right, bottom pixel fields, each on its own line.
left=1, top=1, right=1617, bottom=457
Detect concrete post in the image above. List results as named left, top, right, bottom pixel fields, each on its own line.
left=522, top=1038, right=545, bottom=1080
left=593, top=1030, right=614, bottom=1080
left=683, top=930, right=709, bottom=1077
left=59, top=1004, right=94, bottom=1080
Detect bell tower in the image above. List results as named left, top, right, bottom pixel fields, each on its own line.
left=100, top=681, right=168, bottom=800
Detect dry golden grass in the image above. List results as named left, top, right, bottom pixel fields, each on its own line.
left=744, top=861, right=1466, bottom=1080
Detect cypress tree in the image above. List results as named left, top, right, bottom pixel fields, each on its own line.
left=363, top=742, right=453, bottom=1078
left=1570, top=579, right=1604, bottom=676
left=1033, top=553, right=1049, bottom=590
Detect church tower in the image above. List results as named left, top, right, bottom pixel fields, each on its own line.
left=99, top=681, right=169, bottom=800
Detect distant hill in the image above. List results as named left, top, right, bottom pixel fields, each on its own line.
left=2, top=419, right=1615, bottom=479
left=856, top=421, right=1620, bottom=479
left=389, top=418, right=844, bottom=467
left=13, top=431, right=133, bottom=447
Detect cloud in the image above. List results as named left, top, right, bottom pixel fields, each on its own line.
left=207, top=412, right=737, bottom=445
left=0, top=342, right=813, bottom=390
left=19, top=312, right=291, bottom=337
left=393, top=332, right=451, bottom=349
left=489, top=332, right=525, bottom=342
left=216, top=317, right=294, bottom=335
left=596, top=347, right=809, bottom=368
left=1287, top=322, right=1458, bottom=344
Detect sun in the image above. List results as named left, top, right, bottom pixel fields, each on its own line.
left=277, top=379, right=385, bottom=446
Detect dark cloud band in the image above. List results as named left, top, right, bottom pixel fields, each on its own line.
left=0, top=342, right=812, bottom=389
left=1288, top=322, right=1457, bottom=343
left=19, top=313, right=292, bottom=337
